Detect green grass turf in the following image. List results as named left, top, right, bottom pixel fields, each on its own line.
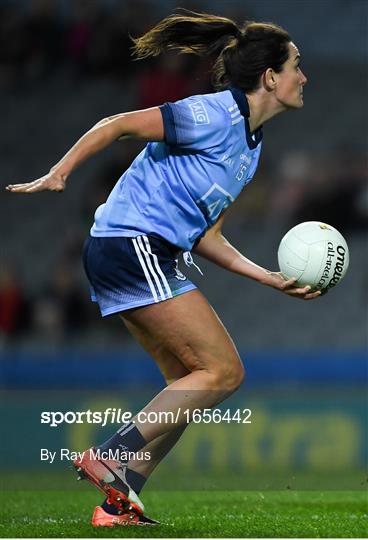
left=0, top=490, right=367, bottom=538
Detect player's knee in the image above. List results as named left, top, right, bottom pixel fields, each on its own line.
left=225, top=360, right=245, bottom=392
left=213, top=358, right=245, bottom=393
left=173, top=342, right=244, bottom=391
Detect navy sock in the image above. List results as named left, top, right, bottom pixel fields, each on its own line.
left=98, top=422, right=146, bottom=456
left=125, top=467, right=147, bottom=494
left=101, top=468, right=147, bottom=515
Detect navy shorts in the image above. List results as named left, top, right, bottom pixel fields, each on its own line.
left=82, top=235, right=197, bottom=316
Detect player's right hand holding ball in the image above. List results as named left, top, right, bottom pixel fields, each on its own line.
left=265, top=272, right=322, bottom=301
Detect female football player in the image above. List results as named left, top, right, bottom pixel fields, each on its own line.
left=7, top=11, right=321, bottom=526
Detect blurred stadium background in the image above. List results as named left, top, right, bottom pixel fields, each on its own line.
left=0, top=0, right=367, bottom=492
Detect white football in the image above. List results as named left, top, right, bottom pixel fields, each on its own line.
left=277, top=221, right=349, bottom=291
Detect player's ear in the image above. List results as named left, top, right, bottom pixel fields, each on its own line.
left=263, top=68, right=276, bottom=91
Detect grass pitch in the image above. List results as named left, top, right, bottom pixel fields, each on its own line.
left=0, top=490, right=367, bottom=538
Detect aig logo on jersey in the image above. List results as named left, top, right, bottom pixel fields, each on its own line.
left=189, top=101, right=210, bottom=125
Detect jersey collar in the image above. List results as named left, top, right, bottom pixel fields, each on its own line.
left=229, top=87, right=263, bottom=150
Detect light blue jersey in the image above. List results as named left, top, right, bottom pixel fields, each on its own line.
left=91, top=88, right=263, bottom=251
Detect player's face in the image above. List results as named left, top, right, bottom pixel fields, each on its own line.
left=274, top=42, right=307, bottom=109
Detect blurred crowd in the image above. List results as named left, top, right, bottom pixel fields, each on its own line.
left=1, top=0, right=144, bottom=88
left=0, top=0, right=212, bottom=98
left=1, top=0, right=367, bottom=347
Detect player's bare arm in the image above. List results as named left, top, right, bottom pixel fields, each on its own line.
left=194, top=212, right=321, bottom=300
left=6, top=107, right=164, bottom=194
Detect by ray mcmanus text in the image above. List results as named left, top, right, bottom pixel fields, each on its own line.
left=40, top=448, right=151, bottom=464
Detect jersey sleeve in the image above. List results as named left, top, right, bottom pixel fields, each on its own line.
left=159, top=94, right=230, bottom=151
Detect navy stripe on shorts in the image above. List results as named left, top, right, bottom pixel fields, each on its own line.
left=82, top=235, right=197, bottom=316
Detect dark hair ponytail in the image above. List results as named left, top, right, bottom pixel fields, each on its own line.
left=132, top=10, right=291, bottom=93
left=131, top=10, right=239, bottom=58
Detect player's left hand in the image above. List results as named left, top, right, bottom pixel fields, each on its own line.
left=266, top=272, right=322, bottom=300
left=6, top=171, right=67, bottom=193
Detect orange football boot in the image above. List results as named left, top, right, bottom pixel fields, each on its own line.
left=73, top=447, right=144, bottom=515
left=91, top=505, right=160, bottom=527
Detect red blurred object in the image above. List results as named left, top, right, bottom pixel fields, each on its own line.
left=0, top=266, right=22, bottom=334
left=137, top=54, right=192, bottom=108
